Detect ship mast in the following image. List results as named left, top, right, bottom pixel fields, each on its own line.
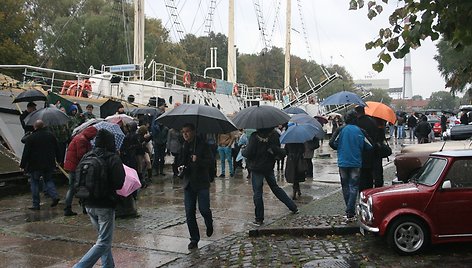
left=134, top=0, right=145, bottom=79
left=227, top=0, right=236, bottom=82
left=284, top=0, right=291, bottom=93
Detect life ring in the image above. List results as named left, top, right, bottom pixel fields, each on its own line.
left=233, top=84, right=239, bottom=96
left=210, top=79, right=216, bottom=92
left=183, top=72, right=191, bottom=86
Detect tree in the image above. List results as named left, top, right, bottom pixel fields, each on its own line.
left=366, top=88, right=392, bottom=105
left=425, top=91, right=458, bottom=110
left=0, top=0, right=39, bottom=65
left=435, top=39, right=472, bottom=98
left=411, top=95, right=423, bottom=101
left=349, top=1, right=472, bottom=73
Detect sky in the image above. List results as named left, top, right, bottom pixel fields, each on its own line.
left=144, top=0, right=446, bottom=99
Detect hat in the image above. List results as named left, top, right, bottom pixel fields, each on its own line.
left=95, top=129, right=116, bottom=152
left=69, top=104, right=78, bottom=113
left=157, top=97, right=168, bottom=108
left=27, top=102, right=37, bottom=108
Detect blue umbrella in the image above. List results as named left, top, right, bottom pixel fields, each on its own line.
left=283, top=107, right=307, bottom=115
left=290, top=114, right=322, bottom=128
left=91, top=121, right=125, bottom=151
left=320, top=91, right=366, bottom=107
left=280, top=124, right=319, bottom=144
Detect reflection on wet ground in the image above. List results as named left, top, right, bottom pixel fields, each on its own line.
left=0, top=139, right=422, bottom=267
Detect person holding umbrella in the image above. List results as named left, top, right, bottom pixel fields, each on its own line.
left=19, top=101, right=37, bottom=133
left=242, top=127, right=299, bottom=226
left=19, top=120, right=61, bottom=210
left=176, top=123, right=214, bottom=250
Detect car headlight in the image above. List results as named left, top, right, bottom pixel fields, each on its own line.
left=359, top=195, right=374, bottom=224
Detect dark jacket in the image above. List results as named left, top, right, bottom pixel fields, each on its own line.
left=120, top=123, right=144, bottom=170
left=415, top=120, right=432, bottom=141
left=20, top=128, right=59, bottom=172
left=407, top=115, right=417, bottom=128
left=355, top=115, right=378, bottom=168
left=284, top=143, right=306, bottom=183
left=83, top=129, right=125, bottom=208
left=19, top=110, right=33, bottom=133
left=242, top=129, right=282, bottom=173
left=177, top=136, right=212, bottom=191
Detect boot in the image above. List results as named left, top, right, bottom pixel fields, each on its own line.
left=64, top=207, right=77, bottom=216
left=292, top=187, right=297, bottom=200
left=147, top=169, right=153, bottom=182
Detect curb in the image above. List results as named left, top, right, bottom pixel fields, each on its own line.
left=248, top=225, right=360, bottom=237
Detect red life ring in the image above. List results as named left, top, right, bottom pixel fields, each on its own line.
left=210, top=79, right=216, bottom=92
left=233, top=84, right=239, bottom=96
left=183, top=72, right=191, bottom=86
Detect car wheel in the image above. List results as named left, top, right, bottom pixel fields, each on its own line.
left=387, top=216, right=430, bottom=255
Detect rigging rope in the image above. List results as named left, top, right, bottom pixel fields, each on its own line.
left=252, top=0, right=271, bottom=51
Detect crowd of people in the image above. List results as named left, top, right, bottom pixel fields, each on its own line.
left=22, top=98, right=463, bottom=265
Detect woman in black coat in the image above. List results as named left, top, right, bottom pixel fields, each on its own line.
left=284, top=143, right=306, bottom=200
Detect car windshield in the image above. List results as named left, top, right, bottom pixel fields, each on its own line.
left=415, top=157, right=447, bottom=186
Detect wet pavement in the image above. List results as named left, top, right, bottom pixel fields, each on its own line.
left=1, top=139, right=471, bottom=267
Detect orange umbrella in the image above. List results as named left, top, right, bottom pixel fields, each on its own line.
left=364, top=101, right=396, bottom=124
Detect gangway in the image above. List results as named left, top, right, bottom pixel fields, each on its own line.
left=282, top=72, right=341, bottom=109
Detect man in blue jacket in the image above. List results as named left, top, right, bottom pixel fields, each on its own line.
left=334, top=111, right=372, bottom=220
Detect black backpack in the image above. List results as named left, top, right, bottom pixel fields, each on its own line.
left=74, top=150, right=109, bottom=200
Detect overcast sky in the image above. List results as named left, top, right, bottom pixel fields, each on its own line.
left=145, top=0, right=446, bottom=99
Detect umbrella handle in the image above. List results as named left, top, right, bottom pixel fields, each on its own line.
left=55, top=161, right=70, bottom=179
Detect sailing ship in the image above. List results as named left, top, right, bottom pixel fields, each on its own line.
left=1, top=0, right=341, bottom=115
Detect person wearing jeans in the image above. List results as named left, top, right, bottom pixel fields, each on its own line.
left=74, top=208, right=115, bottom=268
left=217, top=132, right=236, bottom=177
left=251, top=170, right=298, bottom=223
left=339, top=167, right=360, bottom=218
left=74, top=129, right=125, bottom=268
left=176, top=124, right=214, bottom=250
left=242, top=128, right=298, bottom=226
left=330, top=111, right=372, bottom=219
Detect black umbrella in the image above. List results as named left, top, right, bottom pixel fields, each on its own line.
left=129, top=107, right=161, bottom=117
left=157, top=104, right=237, bottom=133
left=12, top=89, right=48, bottom=103
left=232, top=105, right=290, bottom=129
left=24, top=107, right=70, bottom=126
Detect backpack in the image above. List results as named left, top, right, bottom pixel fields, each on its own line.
left=74, top=151, right=109, bottom=200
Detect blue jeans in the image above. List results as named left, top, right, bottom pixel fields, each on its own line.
left=218, top=146, right=233, bottom=176
left=397, top=125, right=405, bottom=139
left=74, top=207, right=115, bottom=268
left=64, top=172, right=76, bottom=209
left=184, top=187, right=212, bottom=243
left=251, top=170, right=297, bottom=222
left=409, top=126, right=416, bottom=139
left=339, top=167, right=360, bottom=217
left=30, top=169, right=58, bottom=208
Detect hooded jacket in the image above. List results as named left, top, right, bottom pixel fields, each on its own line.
left=82, top=129, right=125, bottom=208
left=242, top=128, right=282, bottom=173
left=64, top=126, right=97, bottom=171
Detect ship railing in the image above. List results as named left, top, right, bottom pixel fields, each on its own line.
left=240, top=86, right=283, bottom=101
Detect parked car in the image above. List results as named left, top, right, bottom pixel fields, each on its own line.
left=394, top=139, right=472, bottom=183
left=359, top=150, right=472, bottom=255
left=432, top=122, right=442, bottom=137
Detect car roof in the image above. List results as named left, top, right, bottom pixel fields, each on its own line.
left=431, top=149, right=472, bottom=158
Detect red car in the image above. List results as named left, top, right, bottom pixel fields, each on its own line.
left=433, top=122, right=442, bottom=137
left=358, top=150, right=472, bottom=255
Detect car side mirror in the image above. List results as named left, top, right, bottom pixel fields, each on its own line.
left=442, top=180, right=452, bottom=189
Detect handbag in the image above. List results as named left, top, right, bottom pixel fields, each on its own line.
left=377, top=141, right=392, bottom=158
